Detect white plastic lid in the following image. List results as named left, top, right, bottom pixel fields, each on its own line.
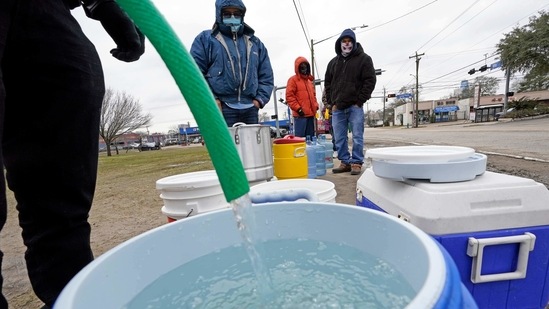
left=366, top=145, right=475, bottom=163
left=156, top=170, right=220, bottom=190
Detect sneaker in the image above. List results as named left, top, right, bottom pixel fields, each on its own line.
left=333, top=163, right=351, bottom=173
left=350, top=164, right=362, bottom=175
left=333, top=151, right=338, bottom=159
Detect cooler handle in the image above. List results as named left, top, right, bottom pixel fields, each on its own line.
left=250, top=189, right=319, bottom=204
left=294, top=147, right=306, bottom=158
left=466, top=232, right=536, bottom=283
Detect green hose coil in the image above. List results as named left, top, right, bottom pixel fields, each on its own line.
left=117, top=0, right=249, bottom=202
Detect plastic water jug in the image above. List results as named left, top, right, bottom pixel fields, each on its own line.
left=312, top=136, right=326, bottom=176
left=305, top=136, right=316, bottom=179
left=318, top=134, right=334, bottom=169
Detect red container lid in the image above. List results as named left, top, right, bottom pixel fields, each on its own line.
left=273, top=135, right=305, bottom=144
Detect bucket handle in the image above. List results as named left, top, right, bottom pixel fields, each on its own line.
left=294, top=146, right=306, bottom=158
left=232, top=122, right=263, bottom=145
left=250, top=188, right=319, bottom=204
left=232, top=122, right=247, bottom=145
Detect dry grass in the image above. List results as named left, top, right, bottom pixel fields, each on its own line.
left=2, top=145, right=213, bottom=308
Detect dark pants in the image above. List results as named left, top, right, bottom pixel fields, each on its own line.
left=293, top=116, right=316, bottom=138
left=221, top=105, right=259, bottom=127
left=0, top=0, right=104, bottom=306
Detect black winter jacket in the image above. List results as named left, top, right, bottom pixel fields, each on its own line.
left=324, top=43, right=376, bottom=110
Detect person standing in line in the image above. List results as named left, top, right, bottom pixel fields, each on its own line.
left=285, top=57, right=319, bottom=138
left=190, top=0, right=274, bottom=127
left=324, top=28, right=376, bottom=175
left=0, top=0, right=145, bottom=308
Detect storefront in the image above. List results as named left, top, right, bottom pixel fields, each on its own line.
left=433, top=105, right=459, bottom=122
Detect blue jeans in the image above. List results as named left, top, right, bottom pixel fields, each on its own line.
left=293, top=117, right=315, bottom=138
left=332, top=105, right=364, bottom=165
left=222, top=105, right=259, bottom=127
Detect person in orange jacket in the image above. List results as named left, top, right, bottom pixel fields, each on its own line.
left=285, top=57, right=319, bottom=138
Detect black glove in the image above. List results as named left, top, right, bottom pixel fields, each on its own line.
left=84, top=0, right=145, bottom=62
left=297, top=108, right=305, bottom=117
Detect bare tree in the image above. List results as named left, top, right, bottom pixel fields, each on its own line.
left=99, top=88, right=153, bottom=156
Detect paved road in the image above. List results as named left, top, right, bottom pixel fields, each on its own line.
left=364, top=116, right=549, bottom=162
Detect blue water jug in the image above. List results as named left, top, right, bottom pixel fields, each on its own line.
left=318, top=134, right=334, bottom=169
left=312, top=136, right=326, bottom=176
left=305, top=136, right=316, bottom=179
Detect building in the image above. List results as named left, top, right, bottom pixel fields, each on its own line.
left=392, top=90, right=549, bottom=126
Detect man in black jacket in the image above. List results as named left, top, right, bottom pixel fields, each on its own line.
left=0, top=1, right=144, bottom=307
left=324, top=28, right=376, bottom=175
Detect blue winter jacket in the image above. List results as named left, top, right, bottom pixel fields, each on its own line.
left=190, top=0, right=274, bottom=109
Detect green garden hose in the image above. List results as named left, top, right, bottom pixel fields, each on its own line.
left=116, top=0, right=249, bottom=202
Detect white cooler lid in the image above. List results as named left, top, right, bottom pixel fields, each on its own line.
left=365, top=145, right=485, bottom=183
left=366, top=145, right=475, bottom=163
left=156, top=170, right=220, bottom=190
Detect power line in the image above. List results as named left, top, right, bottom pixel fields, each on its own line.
left=356, top=0, right=440, bottom=34
left=292, top=0, right=310, bottom=49
left=425, top=0, right=498, bottom=52
left=416, top=0, right=481, bottom=52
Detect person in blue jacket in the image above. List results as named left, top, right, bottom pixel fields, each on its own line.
left=191, top=0, right=274, bottom=127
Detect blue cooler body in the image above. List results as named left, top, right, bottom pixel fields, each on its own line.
left=356, top=168, right=549, bottom=309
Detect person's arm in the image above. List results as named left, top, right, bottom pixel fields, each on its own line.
left=190, top=32, right=210, bottom=76
left=285, top=77, right=303, bottom=116
left=190, top=32, right=221, bottom=108
left=254, top=41, right=274, bottom=108
left=82, top=0, right=145, bottom=62
left=358, top=55, right=377, bottom=103
left=324, top=60, right=334, bottom=108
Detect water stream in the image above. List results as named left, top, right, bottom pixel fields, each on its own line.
left=230, top=194, right=276, bottom=305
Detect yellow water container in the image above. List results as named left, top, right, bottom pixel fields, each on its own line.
left=273, top=135, right=307, bottom=180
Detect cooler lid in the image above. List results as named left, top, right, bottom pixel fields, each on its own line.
left=366, top=145, right=475, bottom=163
left=156, top=170, right=220, bottom=190
left=273, top=135, right=305, bottom=144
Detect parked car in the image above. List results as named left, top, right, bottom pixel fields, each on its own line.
left=139, top=141, right=161, bottom=151
left=270, top=126, right=288, bottom=138
left=164, top=138, right=179, bottom=146
left=495, top=108, right=515, bottom=120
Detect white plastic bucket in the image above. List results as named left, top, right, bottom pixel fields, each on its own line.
left=156, top=171, right=229, bottom=221
left=250, top=179, right=336, bottom=203
left=55, top=203, right=476, bottom=308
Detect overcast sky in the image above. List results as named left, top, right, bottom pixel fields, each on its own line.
left=73, top=0, right=549, bottom=133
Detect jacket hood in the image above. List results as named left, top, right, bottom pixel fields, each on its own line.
left=214, top=0, right=254, bottom=36
left=335, top=28, right=357, bottom=56
left=294, top=56, right=313, bottom=80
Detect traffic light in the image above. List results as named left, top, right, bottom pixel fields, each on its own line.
left=468, top=68, right=476, bottom=75
left=387, top=93, right=396, bottom=98
left=479, top=65, right=488, bottom=72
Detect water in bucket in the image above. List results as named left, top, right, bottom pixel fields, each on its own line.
left=123, top=238, right=415, bottom=308
left=55, top=203, right=476, bottom=309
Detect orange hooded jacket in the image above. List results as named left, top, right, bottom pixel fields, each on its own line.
left=285, top=57, right=319, bottom=118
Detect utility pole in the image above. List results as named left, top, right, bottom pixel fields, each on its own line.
left=409, top=51, right=424, bottom=128
left=503, top=67, right=511, bottom=113
left=382, top=87, right=386, bottom=127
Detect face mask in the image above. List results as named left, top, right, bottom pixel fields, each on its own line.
left=299, top=64, right=309, bottom=75
left=222, top=16, right=242, bottom=33
left=341, top=41, right=353, bottom=55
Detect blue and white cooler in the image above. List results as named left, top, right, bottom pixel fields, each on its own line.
left=356, top=146, right=549, bottom=309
